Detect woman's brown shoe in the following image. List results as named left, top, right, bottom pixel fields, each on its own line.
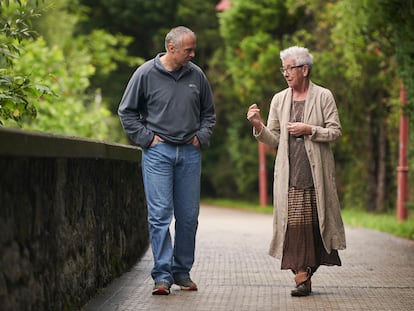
left=291, top=271, right=312, bottom=297
left=291, top=279, right=311, bottom=297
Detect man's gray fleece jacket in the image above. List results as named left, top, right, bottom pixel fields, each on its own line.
left=118, top=53, right=216, bottom=148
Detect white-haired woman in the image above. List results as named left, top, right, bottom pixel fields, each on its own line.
left=247, top=46, right=346, bottom=296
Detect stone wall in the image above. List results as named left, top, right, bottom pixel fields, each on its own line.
left=0, top=128, right=148, bottom=311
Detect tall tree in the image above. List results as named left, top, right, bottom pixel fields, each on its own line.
left=172, top=0, right=231, bottom=197
left=217, top=0, right=406, bottom=210
left=75, top=0, right=227, bottom=196
left=0, top=0, right=52, bottom=126
left=2, top=0, right=142, bottom=140
left=325, top=0, right=399, bottom=211
left=218, top=0, right=309, bottom=199
left=283, top=0, right=401, bottom=211
left=376, top=0, right=414, bottom=206
left=77, top=0, right=180, bottom=114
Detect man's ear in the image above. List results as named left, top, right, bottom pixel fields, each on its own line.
left=167, top=42, right=175, bottom=53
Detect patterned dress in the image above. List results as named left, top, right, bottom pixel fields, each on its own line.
left=280, top=100, right=341, bottom=273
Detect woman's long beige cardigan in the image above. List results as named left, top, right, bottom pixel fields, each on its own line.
left=254, top=81, right=346, bottom=260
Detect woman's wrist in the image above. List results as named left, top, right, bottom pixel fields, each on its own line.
left=254, top=123, right=264, bottom=134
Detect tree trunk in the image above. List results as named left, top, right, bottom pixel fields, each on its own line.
left=367, top=113, right=377, bottom=212
left=375, top=117, right=386, bottom=212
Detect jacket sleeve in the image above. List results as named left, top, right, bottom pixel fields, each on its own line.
left=118, top=70, right=154, bottom=148
left=254, top=94, right=280, bottom=148
left=196, top=73, right=216, bottom=148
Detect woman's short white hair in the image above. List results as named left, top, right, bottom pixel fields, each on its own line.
left=280, top=46, right=313, bottom=67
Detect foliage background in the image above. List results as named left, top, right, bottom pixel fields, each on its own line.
left=1, top=0, right=413, bottom=214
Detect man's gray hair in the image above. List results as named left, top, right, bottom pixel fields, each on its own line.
left=165, top=26, right=196, bottom=51
left=280, top=46, right=313, bottom=67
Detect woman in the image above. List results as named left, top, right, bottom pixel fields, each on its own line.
left=247, top=46, right=346, bottom=296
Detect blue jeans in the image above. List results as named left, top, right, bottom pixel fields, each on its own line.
left=142, top=142, right=201, bottom=285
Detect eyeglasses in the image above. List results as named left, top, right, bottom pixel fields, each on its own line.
left=280, top=65, right=304, bottom=74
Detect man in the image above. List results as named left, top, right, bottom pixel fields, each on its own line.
left=118, top=26, right=215, bottom=295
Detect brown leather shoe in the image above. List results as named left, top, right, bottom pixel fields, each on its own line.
left=291, top=283, right=311, bottom=296
left=291, top=279, right=311, bottom=297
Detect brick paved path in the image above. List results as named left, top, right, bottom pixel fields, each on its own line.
left=82, top=205, right=414, bottom=311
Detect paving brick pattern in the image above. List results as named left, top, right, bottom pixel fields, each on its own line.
left=82, top=205, right=414, bottom=311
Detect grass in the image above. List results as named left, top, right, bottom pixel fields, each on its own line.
left=341, top=208, right=414, bottom=240
left=201, top=198, right=414, bottom=240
